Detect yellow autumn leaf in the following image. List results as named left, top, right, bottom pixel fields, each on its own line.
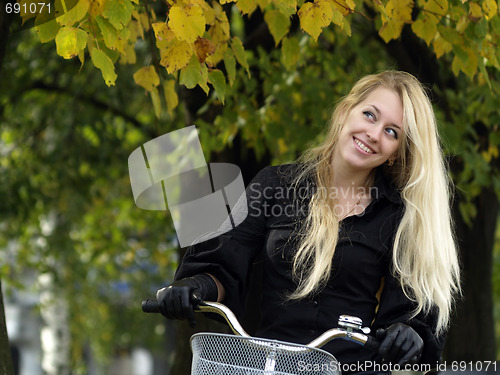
left=331, top=7, right=344, bottom=28
left=332, top=0, right=355, bottom=16
left=257, top=0, right=271, bottom=10
left=411, top=16, right=437, bottom=46
left=150, top=87, right=162, bottom=118
left=469, top=2, right=482, bottom=21
left=152, top=22, right=176, bottom=49
left=209, top=16, right=230, bottom=44
left=424, top=0, right=448, bottom=22
left=379, top=19, right=403, bottom=42
left=482, top=0, right=498, bottom=20
left=452, top=47, right=478, bottom=78
left=433, top=32, right=452, bottom=58
left=168, top=5, right=206, bottom=44
left=164, top=80, right=179, bottom=114
left=89, top=0, right=106, bottom=16
left=55, top=26, right=88, bottom=59
left=184, top=0, right=216, bottom=25
left=387, top=0, right=413, bottom=22
left=159, top=39, right=193, bottom=74
left=121, top=43, right=136, bottom=64
left=237, top=0, right=258, bottom=15
left=205, top=43, right=227, bottom=66
left=298, top=0, right=333, bottom=41
left=378, top=0, right=413, bottom=42
left=133, top=66, right=160, bottom=92
left=56, top=0, right=90, bottom=27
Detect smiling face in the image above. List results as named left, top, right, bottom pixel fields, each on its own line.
left=333, top=86, right=404, bottom=173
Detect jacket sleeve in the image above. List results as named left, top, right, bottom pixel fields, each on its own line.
left=371, top=272, right=446, bottom=366
left=174, top=166, right=272, bottom=317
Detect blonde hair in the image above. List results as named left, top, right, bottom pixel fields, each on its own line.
left=289, top=70, right=461, bottom=334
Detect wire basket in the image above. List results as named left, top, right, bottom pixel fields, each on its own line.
left=190, top=333, right=341, bottom=375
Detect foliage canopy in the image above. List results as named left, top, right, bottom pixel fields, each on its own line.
left=18, top=0, right=500, bottom=109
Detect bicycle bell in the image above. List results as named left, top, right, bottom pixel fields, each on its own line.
left=338, top=315, right=371, bottom=335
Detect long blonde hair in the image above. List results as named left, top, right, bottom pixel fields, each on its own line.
left=289, top=70, right=461, bottom=334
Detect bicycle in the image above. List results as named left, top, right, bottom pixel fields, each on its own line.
left=142, top=296, right=380, bottom=375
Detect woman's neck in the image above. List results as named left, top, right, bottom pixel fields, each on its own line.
left=330, top=157, right=375, bottom=191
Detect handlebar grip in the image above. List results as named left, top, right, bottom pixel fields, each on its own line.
left=363, top=335, right=380, bottom=350
left=141, top=292, right=203, bottom=314
left=142, top=299, right=160, bottom=313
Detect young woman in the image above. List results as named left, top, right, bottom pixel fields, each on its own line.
left=156, top=71, right=461, bottom=372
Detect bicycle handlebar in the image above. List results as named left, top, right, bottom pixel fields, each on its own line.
left=141, top=298, right=380, bottom=350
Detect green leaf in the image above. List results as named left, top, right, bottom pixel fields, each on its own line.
left=437, top=24, right=463, bottom=45
left=36, top=19, right=61, bottom=43
left=96, top=16, right=121, bottom=51
left=474, top=17, right=488, bottom=39
left=102, top=0, right=134, bottom=30
left=478, top=58, right=492, bottom=90
left=223, top=48, right=236, bottom=87
left=231, top=37, right=250, bottom=77
left=55, top=26, right=88, bottom=59
left=90, top=48, right=117, bottom=86
left=274, top=0, right=297, bottom=17
left=208, top=69, right=227, bottom=104
left=264, top=10, right=291, bottom=46
left=280, top=36, right=300, bottom=71
left=179, top=55, right=209, bottom=94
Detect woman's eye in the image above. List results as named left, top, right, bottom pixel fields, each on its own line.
left=363, top=111, right=375, bottom=120
left=386, top=128, right=398, bottom=139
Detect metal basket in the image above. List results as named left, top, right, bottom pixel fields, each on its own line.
left=190, top=332, right=341, bottom=375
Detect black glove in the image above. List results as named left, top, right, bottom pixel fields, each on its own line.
left=156, top=274, right=218, bottom=327
left=376, top=323, right=423, bottom=365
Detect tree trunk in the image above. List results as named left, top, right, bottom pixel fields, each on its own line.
left=0, top=282, right=15, bottom=375
left=0, top=8, right=15, bottom=375
left=443, top=188, right=498, bottom=360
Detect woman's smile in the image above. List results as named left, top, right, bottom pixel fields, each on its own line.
left=353, top=137, right=376, bottom=154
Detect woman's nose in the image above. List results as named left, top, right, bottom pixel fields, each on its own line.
left=366, top=127, right=382, bottom=142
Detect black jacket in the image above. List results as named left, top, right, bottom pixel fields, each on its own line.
left=176, top=164, right=444, bottom=369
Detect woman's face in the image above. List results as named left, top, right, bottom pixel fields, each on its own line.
left=334, top=86, right=404, bottom=173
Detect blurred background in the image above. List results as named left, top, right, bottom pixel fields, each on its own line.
left=1, top=0, right=499, bottom=374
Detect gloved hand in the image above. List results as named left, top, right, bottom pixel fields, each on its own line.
left=376, top=323, right=423, bottom=365
left=156, top=274, right=218, bottom=327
